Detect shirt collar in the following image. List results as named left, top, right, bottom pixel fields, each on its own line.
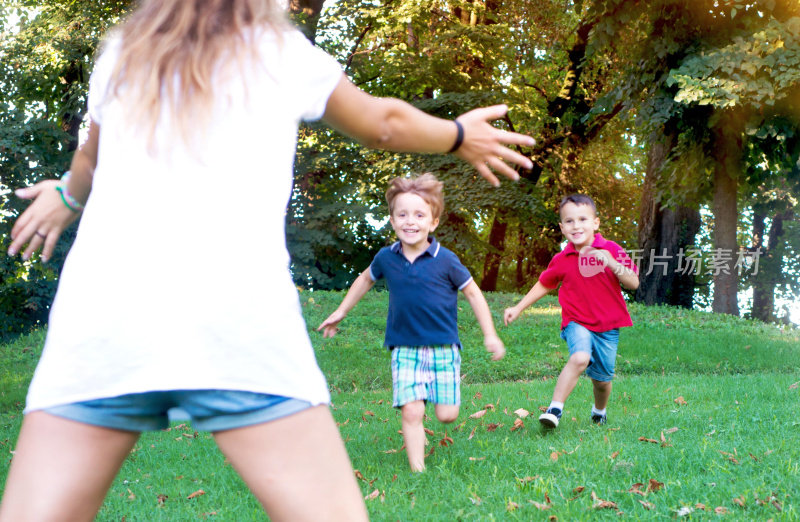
left=390, top=237, right=440, bottom=258
left=564, top=233, right=607, bottom=255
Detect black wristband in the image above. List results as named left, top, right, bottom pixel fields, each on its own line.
left=448, top=120, right=464, bottom=153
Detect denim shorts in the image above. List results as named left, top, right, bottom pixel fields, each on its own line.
left=390, top=345, right=461, bottom=408
left=44, top=390, right=313, bottom=432
left=560, top=321, right=619, bottom=382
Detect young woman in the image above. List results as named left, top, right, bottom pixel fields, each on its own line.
left=1, top=1, right=534, bottom=519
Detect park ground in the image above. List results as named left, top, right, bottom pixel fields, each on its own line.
left=1, top=292, right=798, bottom=520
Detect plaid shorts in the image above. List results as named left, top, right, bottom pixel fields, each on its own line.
left=390, top=345, right=461, bottom=408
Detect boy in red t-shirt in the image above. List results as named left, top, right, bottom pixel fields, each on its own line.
left=504, top=194, right=639, bottom=428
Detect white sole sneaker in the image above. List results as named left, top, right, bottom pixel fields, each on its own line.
left=539, top=412, right=560, bottom=428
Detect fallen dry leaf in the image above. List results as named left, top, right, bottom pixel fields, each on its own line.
left=573, top=486, right=585, bottom=494
left=514, top=408, right=530, bottom=418
left=610, top=450, right=620, bottom=459
left=789, top=381, right=798, bottom=390
left=530, top=501, right=550, bottom=510
left=628, top=483, right=646, bottom=496
left=424, top=427, right=435, bottom=436
left=507, top=500, right=520, bottom=511
left=157, top=494, right=168, bottom=505
left=354, top=470, right=366, bottom=481
left=486, top=423, right=501, bottom=431
left=732, top=495, right=746, bottom=508
left=470, top=493, right=481, bottom=505
left=639, top=500, right=655, bottom=510
left=538, top=405, right=548, bottom=412
left=363, top=410, right=375, bottom=417
left=665, top=427, right=679, bottom=434
left=638, top=436, right=659, bottom=444
left=695, top=503, right=707, bottom=510
left=517, top=475, right=539, bottom=484
left=718, top=450, right=740, bottom=465
left=591, top=491, right=618, bottom=510
left=550, top=451, right=560, bottom=461
left=473, top=391, right=483, bottom=400
left=365, top=489, right=380, bottom=501
left=439, top=435, right=454, bottom=447
left=511, top=419, right=524, bottom=431
left=485, top=403, right=495, bottom=410
left=544, top=491, right=551, bottom=504
left=714, top=506, right=729, bottom=514
left=469, top=409, right=487, bottom=419
left=187, top=490, right=205, bottom=500
left=127, top=489, right=136, bottom=501
left=674, top=396, right=687, bottom=406
left=648, top=479, right=664, bottom=492
left=469, top=456, right=485, bottom=461
left=468, top=426, right=477, bottom=440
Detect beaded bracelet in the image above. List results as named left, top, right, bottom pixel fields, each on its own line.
left=55, top=171, right=85, bottom=212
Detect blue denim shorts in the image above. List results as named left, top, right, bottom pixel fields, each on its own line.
left=44, top=390, right=313, bottom=432
left=560, top=322, right=619, bottom=382
left=390, top=345, right=461, bottom=408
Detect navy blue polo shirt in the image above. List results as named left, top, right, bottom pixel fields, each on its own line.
left=369, top=237, right=473, bottom=348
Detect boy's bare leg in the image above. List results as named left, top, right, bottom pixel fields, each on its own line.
left=550, top=352, right=590, bottom=403
left=434, top=404, right=459, bottom=424
left=400, top=400, right=426, bottom=472
left=213, top=405, right=367, bottom=521
left=0, top=411, right=139, bottom=522
left=592, top=379, right=612, bottom=410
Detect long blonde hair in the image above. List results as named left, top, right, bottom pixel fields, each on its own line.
left=106, top=0, right=289, bottom=150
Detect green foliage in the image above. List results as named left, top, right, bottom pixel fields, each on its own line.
left=668, top=17, right=800, bottom=108
left=0, top=2, right=130, bottom=338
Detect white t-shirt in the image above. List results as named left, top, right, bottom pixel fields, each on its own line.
left=25, top=29, right=343, bottom=412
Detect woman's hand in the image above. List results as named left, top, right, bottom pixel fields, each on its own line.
left=7, top=180, right=81, bottom=262
left=454, top=105, right=535, bottom=187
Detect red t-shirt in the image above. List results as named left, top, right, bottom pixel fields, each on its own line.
left=538, top=234, right=637, bottom=332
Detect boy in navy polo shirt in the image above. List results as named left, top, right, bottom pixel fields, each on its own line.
left=318, top=173, right=505, bottom=471
left=504, top=194, right=639, bottom=429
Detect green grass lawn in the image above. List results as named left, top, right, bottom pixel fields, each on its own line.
left=1, top=291, right=798, bottom=520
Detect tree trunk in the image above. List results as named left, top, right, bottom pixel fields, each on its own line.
left=636, top=128, right=700, bottom=308
left=710, top=109, right=745, bottom=316
left=751, top=209, right=792, bottom=322
left=480, top=210, right=508, bottom=291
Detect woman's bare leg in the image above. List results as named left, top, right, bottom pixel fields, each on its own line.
left=212, top=405, right=368, bottom=522
left=0, top=411, right=139, bottom=522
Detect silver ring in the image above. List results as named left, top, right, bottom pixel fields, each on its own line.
left=35, top=231, right=47, bottom=238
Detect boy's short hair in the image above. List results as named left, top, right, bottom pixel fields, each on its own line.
left=386, top=173, right=444, bottom=220
left=559, top=194, right=597, bottom=216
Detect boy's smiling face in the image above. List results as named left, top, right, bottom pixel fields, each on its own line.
left=389, top=192, right=439, bottom=252
left=559, top=201, right=599, bottom=250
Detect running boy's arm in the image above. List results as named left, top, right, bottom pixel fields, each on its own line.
left=461, top=280, right=505, bottom=361
left=317, top=268, right=375, bottom=338
left=503, top=281, right=554, bottom=326
left=581, top=247, right=640, bottom=291
left=8, top=120, right=99, bottom=263
left=322, top=76, right=535, bottom=187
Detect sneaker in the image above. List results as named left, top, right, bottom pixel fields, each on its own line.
left=539, top=407, right=562, bottom=428
left=591, top=413, right=607, bottom=425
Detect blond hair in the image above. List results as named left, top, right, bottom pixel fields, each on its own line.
left=106, top=0, right=289, bottom=150
left=385, top=173, right=445, bottom=220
